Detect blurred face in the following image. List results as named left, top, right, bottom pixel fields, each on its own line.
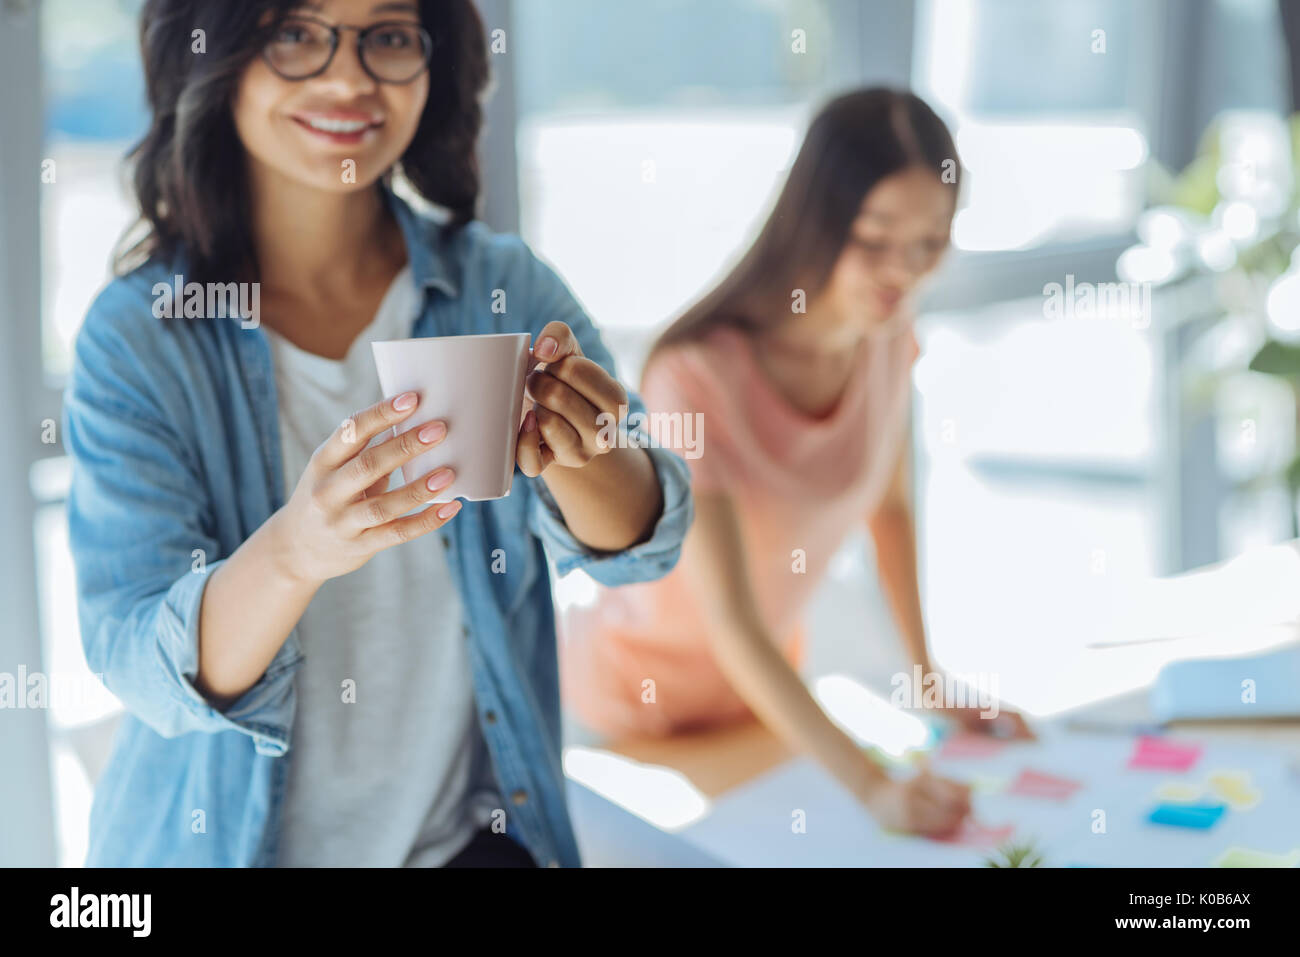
left=820, top=166, right=955, bottom=330
left=232, top=0, right=430, bottom=193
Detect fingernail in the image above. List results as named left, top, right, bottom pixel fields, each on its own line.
left=427, top=468, right=455, bottom=491
left=523, top=410, right=537, bottom=433
left=437, top=500, right=462, bottom=520
left=394, top=392, right=418, bottom=411
left=536, top=337, right=557, bottom=359
left=418, top=421, right=447, bottom=443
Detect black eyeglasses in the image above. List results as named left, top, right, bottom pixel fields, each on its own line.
left=263, top=15, right=434, bottom=84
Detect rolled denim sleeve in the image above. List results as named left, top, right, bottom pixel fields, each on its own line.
left=64, top=301, right=299, bottom=754
left=513, top=243, right=694, bottom=585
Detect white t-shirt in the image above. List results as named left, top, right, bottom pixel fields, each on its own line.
left=268, top=264, right=500, bottom=866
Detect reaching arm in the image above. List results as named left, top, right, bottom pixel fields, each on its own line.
left=685, top=491, right=887, bottom=804
left=867, top=437, right=934, bottom=673
left=866, top=424, right=1035, bottom=739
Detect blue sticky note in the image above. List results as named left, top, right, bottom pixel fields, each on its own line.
left=1147, top=802, right=1227, bottom=829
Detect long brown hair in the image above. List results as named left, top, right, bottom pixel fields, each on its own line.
left=647, top=87, right=959, bottom=365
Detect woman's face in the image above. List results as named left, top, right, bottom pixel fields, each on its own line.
left=232, top=0, right=429, bottom=194
left=821, top=166, right=956, bottom=330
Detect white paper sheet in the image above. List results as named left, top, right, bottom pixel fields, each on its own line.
left=567, top=779, right=725, bottom=867
left=677, top=727, right=1300, bottom=867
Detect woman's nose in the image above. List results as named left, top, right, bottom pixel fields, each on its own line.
left=316, top=36, right=377, bottom=94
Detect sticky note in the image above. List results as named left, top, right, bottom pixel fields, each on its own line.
left=1154, top=781, right=1204, bottom=802
left=1212, top=846, right=1300, bottom=868
left=1128, top=735, right=1203, bottom=772
left=938, top=733, right=1008, bottom=760
left=1206, top=771, right=1261, bottom=811
left=968, top=774, right=1008, bottom=795
left=1148, top=802, right=1226, bottom=829
left=1007, top=768, right=1083, bottom=801
left=931, top=819, right=1015, bottom=847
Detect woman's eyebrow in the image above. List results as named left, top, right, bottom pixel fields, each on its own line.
left=372, top=1, right=420, bottom=14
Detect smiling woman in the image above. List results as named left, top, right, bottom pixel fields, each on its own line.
left=235, top=4, right=431, bottom=184
left=116, top=0, right=486, bottom=287
left=63, top=0, right=692, bottom=870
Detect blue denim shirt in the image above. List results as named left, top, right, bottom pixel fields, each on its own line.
left=63, top=185, right=693, bottom=867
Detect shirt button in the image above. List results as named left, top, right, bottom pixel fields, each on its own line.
left=484, top=710, right=497, bottom=724
left=442, top=536, right=452, bottom=551
left=462, top=624, right=471, bottom=639
left=511, top=789, right=528, bottom=806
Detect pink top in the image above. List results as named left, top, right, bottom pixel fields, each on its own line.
left=559, top=319, right=921, bottom=737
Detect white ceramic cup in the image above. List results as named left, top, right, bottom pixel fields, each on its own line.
left=371, top=332, right=531, bottom=503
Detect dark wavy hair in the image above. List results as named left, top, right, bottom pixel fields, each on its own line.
left=648, top=87, right=959, bottom=361
left=115, top=0, right=489, bottom=285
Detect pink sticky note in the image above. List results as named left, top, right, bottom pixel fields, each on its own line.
left=1007, top=768, right=1083, bottom=801
left=931, top=819, right=1015, bottom=847
left=938, top=733, right=1008, bottom=760
left=1127, top=735, right=1203, bottom=772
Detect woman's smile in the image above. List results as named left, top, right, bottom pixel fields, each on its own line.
left=873, top=285, right=904, bottom=312
left=289, top=109, right=385, bottom=146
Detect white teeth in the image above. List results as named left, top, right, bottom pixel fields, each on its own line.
left=305, top=117, right=371, bottom=133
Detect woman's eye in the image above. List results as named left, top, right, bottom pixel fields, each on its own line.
left=275, top=25, right=310, bottom=43
left=369, top=27, right=414, bottom=48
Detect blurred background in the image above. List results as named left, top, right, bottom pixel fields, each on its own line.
left=3, top=0, right=1300, bottom=865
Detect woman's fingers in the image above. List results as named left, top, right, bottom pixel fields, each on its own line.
left=540, top=355, right=628, bottom=422
left=516, top=409, right=555, bottom=477
left=527, top=369, right=607, bottom=457
left=321, top=417, right=448, bottom=507
left=930, top=776, right=973, bottom=814
left=347, top=467, right=456, bottom=531
left=534, top=406, right=587, bottom=463
left=997, top=711, right=1036, bottom=740
left=951, top=704, right=1035, bottom=740
left=359, top=472, right=391, bottom=501
left=315, top=392, right=420, bottom=472
left=531, top=320, right=583, bottom=365
left=360, top=495, right=463, bottom=550
left=912, top=772, right=972, bottom=832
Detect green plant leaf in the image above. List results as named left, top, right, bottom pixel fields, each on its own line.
left=1286, top=454, right=1300, bottom=494
left=982, top=838, right=1045, bottom=868
left=1249, top=340, right=1300, bottom=378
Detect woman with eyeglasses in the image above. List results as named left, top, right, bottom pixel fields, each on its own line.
left=64, top=0, right=691, bottom=868
left=560, top=89, right=1034, bottom=838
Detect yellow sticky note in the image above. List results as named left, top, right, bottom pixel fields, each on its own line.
left=1207, top=771, right=1261, bottom=811
left=1155, top=781, right=1203, bottom=802
left=969, top=774, right=1008, bottom=795
left=1212, top=846, right=1300, bottom=868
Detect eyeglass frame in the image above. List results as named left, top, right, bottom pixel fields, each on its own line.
left=261, top=13, right=435, bottom=85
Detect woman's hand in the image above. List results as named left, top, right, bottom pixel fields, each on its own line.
left=269, top=391, right=463, bottom=587
left=516, top=320, right=630, bottom=478
left=936, top=702, right=1036, bottom=740
left=912, top=660, right=1036, bottom=740
left=862, top=767, right=973, bottom=836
